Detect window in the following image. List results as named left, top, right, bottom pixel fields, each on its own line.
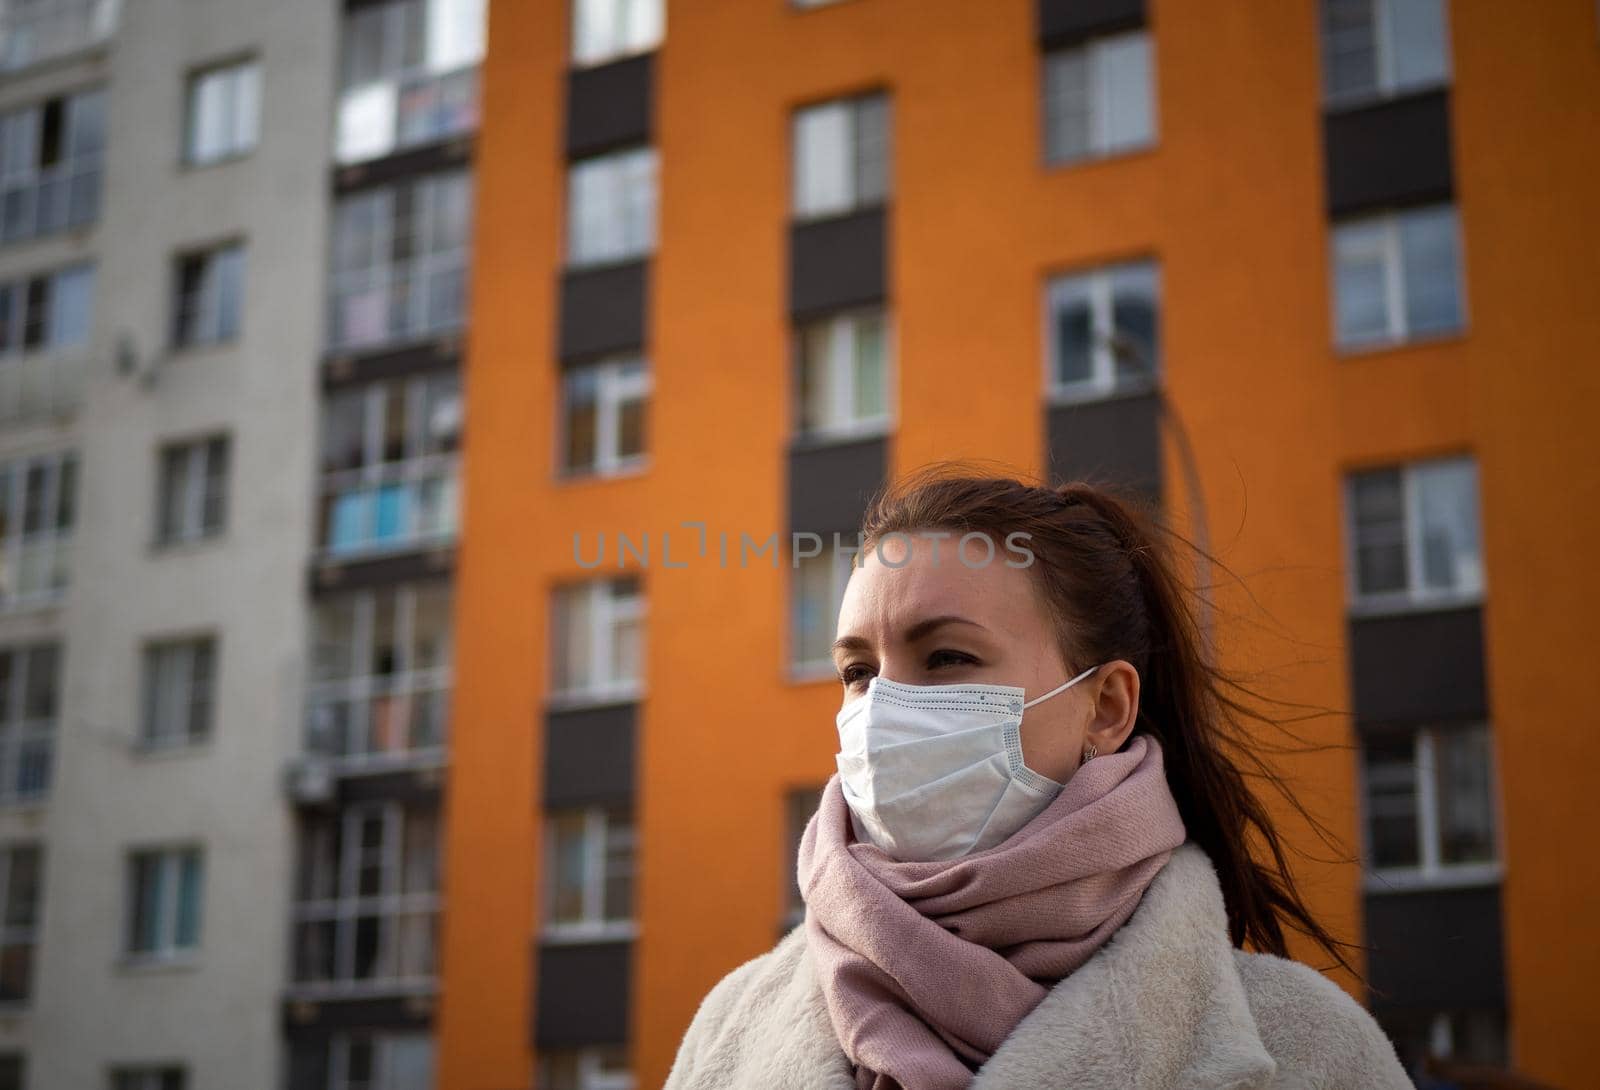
left=789, top=548, right=853, bottom=671
left=0, top=86, right=105, bottom=243
left=536, top=1047, right=635, bottom=1090
left=0, top=450, right=76, bottom=610
left=544, top=806, right=635, bottom=939
left=329, top=171, right=472, bottom=352
left=337, top=0, right=484, bottom=165
left=572, top=0, right=661, bottom=67
left=154, top=436, right=229, bottom=546
left=1345, top=455, right=1482, bottom=611
left=0, top=843, right=41, bottom=1002
left=791, top=93, right=888, bottom=220
left=1045, top=259, right=1160, bottom=399
left=1042, top=31, right=1155, bottom=165
left=110, top=1068, right=186, bottom=1090
left=1376, top=1008, right=1507, bottom=1082
left=125, top=847, right=204, bottom=959
left=0, top=1054, right=20, bottom=1090
left=308, top=582, right=452, bottom=766
left=0, top=0, right=119, bottom=72
left=0, top=263, right=93, bottom=354
left=292, top=803, right=440, bottom=990
left=549, top=577, right=643, bottom=703
left=566, top=146, right=656, bottom=267
left=796, top=308, right=890, bottom=439
left=1332, top=203, right=1464, bottom=350
left=560, top=357, right=650, bottom=476
left=0, top=263, right=91, bottom=421
left=783, top=787, right=823, bottom=928
left=1362, top=723, right=1497, bottom=886
left=319, top=372, right=461, bottom=557
left=139, top=637, right=216, bottom=749
left=329, top=1033, right=433, bottom=1090
left=171, top=243, right=245, bottom=349
left=1322, top=0, right=1450, bottom=106
left=184, top=59, right=260, bottom=165
left=0, top=645, right=58, bottom=803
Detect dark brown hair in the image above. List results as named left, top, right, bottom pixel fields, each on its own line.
left=858, top=462, right=1355, bottom=972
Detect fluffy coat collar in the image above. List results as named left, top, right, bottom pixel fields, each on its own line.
left=665, top=844, right=1411, bottom=1089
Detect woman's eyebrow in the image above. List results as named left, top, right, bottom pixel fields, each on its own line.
left=831, top=615, right=988, bottom=657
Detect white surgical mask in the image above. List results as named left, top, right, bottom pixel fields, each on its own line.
left=834, top=664, right=1103, bottom=862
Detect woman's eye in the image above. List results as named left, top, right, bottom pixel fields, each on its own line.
left=928, top=649, right=978, bottom=670
left=838, top=664, right=874, bottom=688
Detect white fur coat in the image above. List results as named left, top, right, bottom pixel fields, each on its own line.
left=664, top=844, right=1411, bottom=1089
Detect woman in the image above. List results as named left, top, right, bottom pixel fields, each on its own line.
left=665, top=469, right=1410, bottom=1090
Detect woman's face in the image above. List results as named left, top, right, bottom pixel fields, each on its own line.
left=831, top=530, right=1139, bottom=784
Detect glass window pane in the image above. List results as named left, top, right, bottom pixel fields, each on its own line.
left=616, top=386, right=646, bottom=462
left=1043, top=47, right=1090, bottom=163
left=1414, top=457, right=1482, bottom=595
left=22, top=645, right=57, bottom=720
left=790, top=552, right=834, bottom=667
left=1399, top=204, right=1462, bottom=338
left=1097, top=32, right=1153, bottom=153
left=549, top=812, right=587, bottom=924
left=47, top=264, right=93, bottom=348
left=1364, top=736, right=1420, bottom=868
left=1350, top=468, right=1408, bottom=596
left=551, top=585, right=592, bottom=694
left=563, top=368, right=600, bottom=472
left=174, top=851, right=202, bottom=947
left=852, top=313, right=886, bottom=422
left=793, top=102, right=851, bottom=218
left=1109, top=262, right=1159, bottom=383
left=852, top=95, right=889, bottom=208
left=1333, top=219, right=1392, bottom=346
left=3, top=846, right=40, bottom=928
left=1048, top=275, right=1094, bottom=387
left=602, top=811, right=634, bottom=922
left=1322, top=0, right=1378, bottom=100
left=1387, top=0, right=1449, bottom=92
left=1433, top=724, right=1495, bottom=865
left=797, top=319, right=837, bottom=434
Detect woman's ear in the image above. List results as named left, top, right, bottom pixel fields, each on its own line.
left=1084, top=659, right=1139, bottom=757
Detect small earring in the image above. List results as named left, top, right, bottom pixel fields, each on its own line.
left=1080, top=743, right=1097, bottom=767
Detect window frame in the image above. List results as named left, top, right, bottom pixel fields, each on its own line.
left=1042, top=257, right=1161, bottom=404
left=557, top=355, right=652, bottom=479
left=290, top=801, right=442, bottom=996
left=570, top=0, right=664, bottom=69
left=170, top=240, right=246, bottom=350
left=1359, top=722, right=1502, bottom=892
left=564, top=145, right=658, bottom=269
left=137, top=635, right=218, bottom=751
left=547, top=577, right=645, bottom=707
left=0, top=842, right=41, bottom=1004
left=0, top=86, right=106, bottom=244
left=0, top=643, right=58, bottom=805
left=153, top=434, right=230, bottom=548
left=1321, top=0, right=1453, bottom=109
left=1041, top=29, right=1158, bottom=168
left=542, top=805, right=637, bottom=943
left=535, top=1046, right=637, bottom=1090
left=306, top=581, right=453, bottom=770
left=122, top=844, right=205, bottom=963
left=1330, top=203, right=1466, bottom=353
left=318, top=372, right=462, bottom=559
left=790, top=92, right=890, bottom=222
left=327, top=170, right=473, bottom=353
left=182, top=55, right=262, bottom=168
left=327, top=1030, right=435, bottom=1090
left=792, top=305, right=894, bottom=442
left=1342, top=453, right=1484, bottom=616
left=786, top=545, right=856, bottom=677
left=0, top=450, right=77, bottom=612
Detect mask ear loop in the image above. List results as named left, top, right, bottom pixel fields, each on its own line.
left=1021, top=662, right=1101, bottom=709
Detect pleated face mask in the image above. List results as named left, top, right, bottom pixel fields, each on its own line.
left=833, top=664, right=1103, bottom=862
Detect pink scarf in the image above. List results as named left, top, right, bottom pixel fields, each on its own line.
left=796, top=733, right=1187, bottom=1090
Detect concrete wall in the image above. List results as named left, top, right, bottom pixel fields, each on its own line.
left=0, top=0, right=334, bottom=1085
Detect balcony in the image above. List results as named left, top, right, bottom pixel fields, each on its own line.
left=0, top=0, right=118, bottom=74
left=335, top=64, right=479, bottom=168
left=0, top=351, right=83, bottom=426
left=318, top=456, right=458, bottom=562
left=305, top=679, right=450, bottom=773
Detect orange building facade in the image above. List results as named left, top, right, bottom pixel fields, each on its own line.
left=438, top=2, right=1600, bottom=1089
